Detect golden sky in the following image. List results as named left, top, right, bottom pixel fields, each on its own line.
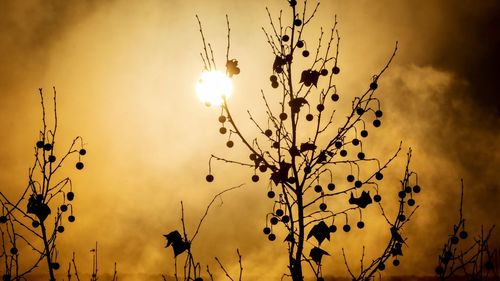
left=0, top=0, right=499, bottom=280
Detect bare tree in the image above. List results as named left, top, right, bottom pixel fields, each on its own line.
left=435, top=180, right=498, bottom=281
left=195, top=0, right=421, bottom=280
left=163, top=185, right=244, bottom=281
left=0, top=88, right=87, bottom=281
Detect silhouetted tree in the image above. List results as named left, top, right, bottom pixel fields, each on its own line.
left=164, top=185, right=244, bottom=281
left=195, top=0, right=422, bottom=280
left=0, top=88, right=87, bottom=281
left=435, top=181, right=498, bottom=281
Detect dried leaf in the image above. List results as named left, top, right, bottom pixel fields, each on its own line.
left=348, top=191, right=373, bottom=208
left=164, top=230, right=190, bottom=257
left=307, top=221, right=330, bottom=245
left=310, top=247, right=329, bottom=264
left=300, top=142, right=317, bottom=152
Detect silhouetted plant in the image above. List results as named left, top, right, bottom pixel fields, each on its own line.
left=0, top=88, right=86, bottom=281
left=164, top=185, right=244, bottom=281
left=196, top=0, right=421, bottom=280
left=435, top=181, right=498, bottom=281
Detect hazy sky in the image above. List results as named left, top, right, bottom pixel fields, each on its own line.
left=0, top=0, right=499, bottom=280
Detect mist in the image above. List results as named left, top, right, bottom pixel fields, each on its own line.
left=0, top=0, right=498, bottom=279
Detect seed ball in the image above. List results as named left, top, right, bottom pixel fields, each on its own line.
left=0, top=216, right=7, bottom=224
left=332, top=66, right=340, bottom=74
left=392, top=259, right=400, bottom=267
left=378, top=263, right=386, bottom=271
left=57, top=226, right=65, bottom=233
left=302, top=50, right=309, bottom=57
left=36, top=141, right=44, bottom=148
left=413, top=185, right=421, bottom=193
left=306, top=114, right=313, bottom=121
left=270, top=75, right=278, bottom=82
left=450, top=236, right=459, bottom=245
left=294, top=19, right=302, bottom=26
left=331, top=93, right=339, bottom=101
left=319, top=203, right=327, bottom=211
left=249, top=154, right=257, bottom=161
left=32, top=221, right=40, bottom=228
left=335, top=141, right=343, bottom=149
left=314, top=185, right=322, bottom=193
left=357, top=152, right=365, bottom=160
left=206, top=174, right=214, bottom=182
left=275, top=209, right=284, bottom=217
left=67, top=192, right=75, bottom=201
left=356, top=108, right=365, bottom=115
left=68, top=215, right=76, bottom=222
left=273, top=142, right=280, bottom=149
left=360, top=130, right=368, bottom=138
left=373, top=119, right=381, bottom=127
left=226, top=140, right=234, bottom=148
left=370, top=82, right=378, bottom=90
left=267, top=190, right=275, bottom=198
left=347, top=175, right=355, bottom=182
left=327, top=183, right=335, bottom=191
left=296, top=40, right=304, bottom=48
left=281, top=215, right=290, bottom=223
left=218, top=116, right=227, bottom=123
left=357, top=221, right=365, bottom=229
left=252, top=175, right=260, bottom=182
left=288, top=177, right=296, bottom=183
left=10, top=247, right=18, bottom=255
left=276, top=66, right=283, bottom=73
left=279, top=112, right=288, bottom=120
left=43, top=143, right=53, bottom=151
left=459, top=231, right=468, bottom=239
left=60, top=204, right=68, bottom=212
left=304, top=166, right=311, bottom=174
left=375, top=110, right=383, bottom=118
left=79, top=149, right=87, bottom=156
left=352, top=138, right=360, bottom=146
left=329, top=225, right=337, bottom=233
left=435, top=266, right=444, bottom=275
left=407, top=198, right=415, bottom=206
left=51, top=262, right=60, bottom=270
left=48, top=155, right=56, bottom=163
left=272, top=81, right=279, bottom=88
left=282, top=35, right=289, bottom=42
left=316, top=104, right=325, bottom=112
left=265, top=129, right=273, bottom=137
left=270, top=217, right=279, bottom=225
left=399, top=214, right=406, bottom=221
left=375, top=172, right=383, bottom=180
left=259, top=165, right=267, bottom=172
left=374, top=194, right=382, bottom=202
left=268, top=233, right=276, bottom=241
left=219, top=127, right=227, bottom=134
left=340, top=149, right=347, bottom=157
left=76, top=162, right=84, bottom=170
left=398, top=191, right=406, bottom=199
left=354, top=180, right=363, bottom=188
left=320, top=69, right=328, bottom=76
left=405, top=186, right=412, bottom=193
left=263, top=227, right=271, bottom=235
left=343, top=224, right=351, bottom=232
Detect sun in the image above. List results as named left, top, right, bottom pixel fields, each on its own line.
left=196, top=70, right=233, bottom=107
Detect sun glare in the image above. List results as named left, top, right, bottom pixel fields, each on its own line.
left=196, top=71, right=233, bottom=106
